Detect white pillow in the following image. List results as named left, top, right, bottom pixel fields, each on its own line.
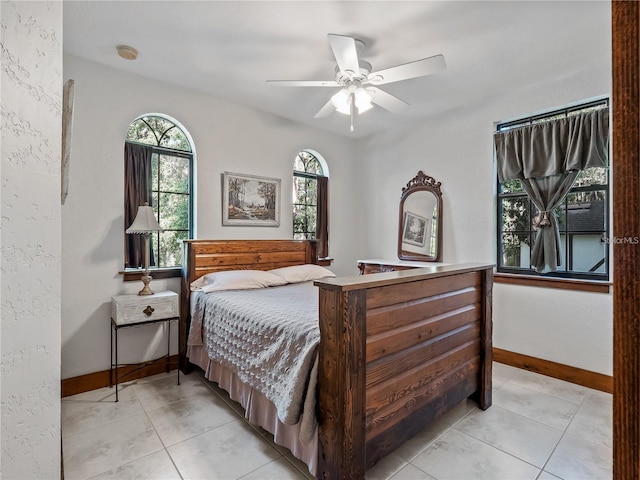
left=190, top=269, right=287, bottom=292
left=269, top=264, right=336, bottom=284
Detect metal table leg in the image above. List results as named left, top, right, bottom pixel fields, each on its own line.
left=110, top=322, right=113, bottom=388
left=114, top=325, right=119, bottom=402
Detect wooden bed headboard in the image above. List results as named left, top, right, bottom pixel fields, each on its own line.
left=179, top=239, right=318, bottom=369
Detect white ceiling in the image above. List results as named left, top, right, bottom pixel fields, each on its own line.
left=63, top=1, right=610, bottom=139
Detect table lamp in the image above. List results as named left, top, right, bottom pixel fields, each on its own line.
left=126, top=203, right=163, bottom=295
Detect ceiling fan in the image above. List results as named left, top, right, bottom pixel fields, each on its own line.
left=267, top=34, right=446, bottom=132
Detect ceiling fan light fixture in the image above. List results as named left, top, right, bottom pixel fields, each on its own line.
left=335, top=103, right=351, bottom=115
left=331, top=87, right=373, bottom=115
left=354, top=88, right=373, bottom=112
left=330, top=88, right=351, bottom=112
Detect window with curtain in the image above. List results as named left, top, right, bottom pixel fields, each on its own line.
left=125, top=115, right=193, bottom=269
left=293, top=150, right=329, bottom=258
left=495, top=99, right=610, bottom=280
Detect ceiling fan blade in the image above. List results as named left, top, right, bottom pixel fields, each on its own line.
left=266, top=80, right=339, bottom=87
left=369, top=87, right=409, bottom=113
left=314, top=99, right=336, bottom=118
left=328, top=34, right=360, bottom=75
left=368, top=54, right=446, bottom=85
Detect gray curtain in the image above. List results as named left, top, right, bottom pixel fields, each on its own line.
left=521, top=172, right=579, bottom=273
left=494, top=107, right=609, bottom=273
left=124, top=142, right=153, bottom=268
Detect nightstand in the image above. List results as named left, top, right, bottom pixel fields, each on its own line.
left=110, top=290, right=180, bottom=401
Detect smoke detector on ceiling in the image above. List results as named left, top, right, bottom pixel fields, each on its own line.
left=117, top=45, right=138, bottom=61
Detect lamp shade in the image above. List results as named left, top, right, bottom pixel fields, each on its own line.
left=126, top=205, right=162, bottom=234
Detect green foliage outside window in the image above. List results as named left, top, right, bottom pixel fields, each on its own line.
left=127, top=117, right=191, bottom=152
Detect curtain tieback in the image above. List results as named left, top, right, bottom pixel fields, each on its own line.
left=534, top=211, right=552, bottom=229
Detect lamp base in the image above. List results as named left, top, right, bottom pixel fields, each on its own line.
left=138, top=273, right=155, bottom=296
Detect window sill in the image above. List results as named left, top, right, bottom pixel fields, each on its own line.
left=317, top=257, right=334, bottom=267
left=494, top=272, right=611, bottom=293
left=120, top=267, right=181, bottom=282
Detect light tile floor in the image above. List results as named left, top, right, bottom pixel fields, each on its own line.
left=62, top=363, right=612, bottom=479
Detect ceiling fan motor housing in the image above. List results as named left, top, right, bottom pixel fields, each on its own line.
left=335, top=60, right=372, bottom=85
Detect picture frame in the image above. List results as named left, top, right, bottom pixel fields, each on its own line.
left=61, top=79, right=75, bottom=205
left=222, top=172, right=281, bottom=226
left=402, top=210, right=429, bottom=247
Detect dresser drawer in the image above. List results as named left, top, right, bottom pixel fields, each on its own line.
left=111, top=291, right=179, bottom=325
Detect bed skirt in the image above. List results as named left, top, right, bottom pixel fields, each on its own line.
left=187, top=345, right=318, bottom=476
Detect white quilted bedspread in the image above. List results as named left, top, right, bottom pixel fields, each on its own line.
left=191, top=282, right=320, bottom=426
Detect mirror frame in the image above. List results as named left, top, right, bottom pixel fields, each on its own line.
left=397, top=171, right=443, bottom=262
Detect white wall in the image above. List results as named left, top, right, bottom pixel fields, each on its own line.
left=494, top=284, right=611, bottom=374
left=62, top=2, right=613, bottom=383
left=62, top=55, right=358, bottom=379
left=355, top=16, right=612, bottom=375
left=1, top=1, right=62, bottom=476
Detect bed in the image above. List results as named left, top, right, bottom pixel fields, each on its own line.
left=180, top=239, right=493, bottom=479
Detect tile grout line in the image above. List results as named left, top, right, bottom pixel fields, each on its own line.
left=135, top=401, right=184, bottom=480
left=402, top=404, right=477, bottom=467
left=477, top=402, right=569, bottom=433
left=194, top=374, right=293, bottom=477
left=196, top=372, right=313, bottom=479
left=452, top=428, right=544, bottom=474
left=450, top=375, right=589, bottom=475
left=142, top=372, right=259, bottom=480
left=537, top=414, right=575, bottom=479
left=507, top=371, right=591, bottom=407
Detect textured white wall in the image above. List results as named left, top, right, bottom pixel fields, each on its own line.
left=1, top=1, right=62, bottom=477
left=62, top=55, right=358, bottom=379
left=355, top=4, right=612, bottom=375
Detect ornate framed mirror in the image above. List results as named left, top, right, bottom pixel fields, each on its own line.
left=398, top=171, right=443, bottom=262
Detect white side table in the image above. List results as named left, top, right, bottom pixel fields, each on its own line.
left=110, top=291, right=180, bottom=401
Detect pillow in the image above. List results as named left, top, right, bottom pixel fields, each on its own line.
left=190, top=269, right=287, bottom=292
left=269, top=264, right=336, bottom=284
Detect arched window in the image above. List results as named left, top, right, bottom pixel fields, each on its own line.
left=125, top=115, right=194, bottom=269
left=293, top=150, right=329, bottom=258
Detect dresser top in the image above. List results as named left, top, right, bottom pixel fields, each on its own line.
left=112, top=290, right=178, bottom=302
left=357, top=259, right=450, bottom=268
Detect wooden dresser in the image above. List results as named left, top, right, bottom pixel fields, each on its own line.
left=357, top=258, right=449, bottom=275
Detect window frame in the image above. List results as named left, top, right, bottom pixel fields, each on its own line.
left=149, top=144, right=194, bottom=268
left=495, top=99, right=610, bottom=282
left=292, top=151, right=323, bottom=241
left=123, top=115, right=194, bottom=277
left=293, top=170, right=319, bottom=240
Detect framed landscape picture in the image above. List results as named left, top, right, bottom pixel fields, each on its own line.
left=222, top=172, right=281, bottom=226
